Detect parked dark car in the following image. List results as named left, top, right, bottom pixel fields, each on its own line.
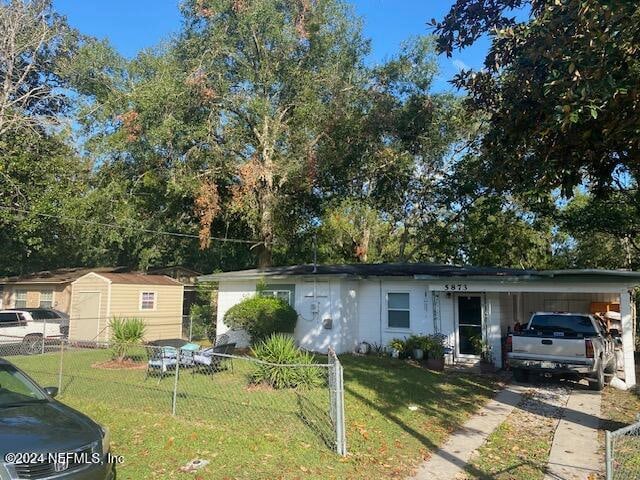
left=6, top=308, right=69, bottom=336
left=0, top=358, right=115, bottom=479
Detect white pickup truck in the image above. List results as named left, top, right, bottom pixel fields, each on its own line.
left=0, top=310, right=63, bottom=354
left=507, top=312, right=617, bottom=390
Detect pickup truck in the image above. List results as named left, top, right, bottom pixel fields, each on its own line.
left=0, top=310, right=63, bottom=354
left=507, top=312, right=617, bottom=390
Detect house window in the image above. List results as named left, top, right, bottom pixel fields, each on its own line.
left=39, top=290, right=53, bottom=308
left=261, top=284, right=295, bottom=305
left=15, top=290, right=27, bottom=309
left=388, top=292, right=410, bottom=329
left=140, top=292, right=156, bottom=310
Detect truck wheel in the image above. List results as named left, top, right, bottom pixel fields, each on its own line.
left=589, top=365, right=605, bottom=391
left=21, top=334, right=43, bottom=355
left=513, top=368, right=529, bottom=383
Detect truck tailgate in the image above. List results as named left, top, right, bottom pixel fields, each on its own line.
left=512, top=336, right=587, bottom=359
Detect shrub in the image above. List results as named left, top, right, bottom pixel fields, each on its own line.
left=109, top=317, right=146, bottom=361
left=388, top=338, right=406, bottom=356
left=250, top=334, right=323, bottom=389
left=224, top=296, right=297, bottom=344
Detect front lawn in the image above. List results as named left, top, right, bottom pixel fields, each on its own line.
left=12, top=350, right=500, bottom=479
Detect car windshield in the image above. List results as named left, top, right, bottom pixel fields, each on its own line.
left=0, top=364, right=47, bottom=407
left=528, top=314, right=598, bottom=337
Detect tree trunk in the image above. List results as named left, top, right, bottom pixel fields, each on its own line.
left=257, top=175, right=275, bottom=268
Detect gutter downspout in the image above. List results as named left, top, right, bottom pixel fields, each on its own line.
left=379, top=279, right=383, bottom=346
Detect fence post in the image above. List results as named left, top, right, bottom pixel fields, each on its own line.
left=42, top=319, right=47, bottom=354
left=57, top=340, right=64, bottom=394
left=172, top=350, right=181, bottom=416
left=605, top=430, right=613, bottom=480
left=335, top=360, right=347, bottom=456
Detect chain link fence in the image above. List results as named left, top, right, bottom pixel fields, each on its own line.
left=3, top=337, right=347, bottom=456
left=606, top=416, right=640, bottom=479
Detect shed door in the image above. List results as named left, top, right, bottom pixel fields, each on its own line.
left=74, top=292, right=101, bottom=341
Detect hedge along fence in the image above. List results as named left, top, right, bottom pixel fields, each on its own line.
left=224, top=296, right=297, bottom=344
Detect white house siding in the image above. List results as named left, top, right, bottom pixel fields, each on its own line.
left=438, top=293, right=455, bottom=351
left=355, top=279, right=432, bottom=350
left=216, top=280, right=256, bottom=347
left=340, top=281, right=359, bottom=353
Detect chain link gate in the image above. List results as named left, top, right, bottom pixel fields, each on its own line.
left=606, top=416, right=640, bottom=479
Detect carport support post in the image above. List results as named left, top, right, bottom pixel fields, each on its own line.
left=620, top=289, right=636, bottom=387
left=171, top=352, right=180, bottom=416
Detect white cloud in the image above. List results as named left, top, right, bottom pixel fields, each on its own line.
left=452, top=59, right=470, bottom=72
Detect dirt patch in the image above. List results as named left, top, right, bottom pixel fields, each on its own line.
left=245, top=382, right=274, bottom=392
left=92, top=359, right=147, bottom=370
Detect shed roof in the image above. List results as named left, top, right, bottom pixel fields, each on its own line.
left=198, top=263, right=640, bottom=282
left=97, top=273, right=182, bottom=286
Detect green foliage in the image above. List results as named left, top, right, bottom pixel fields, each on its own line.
left=436, top=0, right=640, bottom=195
left=109, top=317, right=146, bottom=361
left=250, top=334, right=323, bottom=389
left=388, top=338, right=406, bottom=353
left=224, top=296, right=297, bottom=344
left=189, top=281, right=217, bottom=341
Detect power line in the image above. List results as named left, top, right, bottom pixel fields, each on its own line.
left=0, top=204, right=266, bottom=245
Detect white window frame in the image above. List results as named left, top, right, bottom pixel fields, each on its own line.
left=262, top=289, right=292, bottom=305
left=39, top=289, right=54, bottom=309
left=139, top=291, right=157, bottom=311
left=15, top=289, right=27, bottom=309
left=387, top=291, right=411, bottom=331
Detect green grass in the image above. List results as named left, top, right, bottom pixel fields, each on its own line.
left=11, top=350, right=500, bottom=479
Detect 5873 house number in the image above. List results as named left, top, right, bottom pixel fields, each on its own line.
left=443, top=284, right=468, bottom=291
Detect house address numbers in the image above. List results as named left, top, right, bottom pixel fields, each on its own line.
left=443, top=284, right=468, bottom=291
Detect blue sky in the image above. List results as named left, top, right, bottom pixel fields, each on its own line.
left=53, top=0, right=490, bottom=92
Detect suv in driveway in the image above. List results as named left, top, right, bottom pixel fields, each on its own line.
left=0, top=358, right=115, bottom=479
left=5, top=309, right=69, bottom=337
left=0, top=311, right=64, bottom=354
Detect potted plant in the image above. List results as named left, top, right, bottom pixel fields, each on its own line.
left=425, top=334, right=446, bottom=371
left=473, top=337, right=495, bottom=373
left=406, top=335, right=425, bottom=361
left=388, top=338, right=405, bottom=359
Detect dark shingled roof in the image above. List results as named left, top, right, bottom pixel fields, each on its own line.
left=200, top=263, right=536, bottom=280
left=1, top=266, right=130, bottom=284
left=199, top=263, right=640, bottom=281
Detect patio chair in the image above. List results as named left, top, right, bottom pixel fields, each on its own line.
left=144, top=345, right=179, bottom=383
left=192, top=343, right=236, bottom=375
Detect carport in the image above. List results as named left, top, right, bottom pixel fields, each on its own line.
left=422, top=270, right=640, bottom=387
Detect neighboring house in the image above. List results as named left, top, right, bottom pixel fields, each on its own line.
left=70, top=272, right=184, bottom=342
left=147, top=266, right=202, bottom=316
left=0, top=267, right=130, bottom=314
left=199, top=263, right=640, bottom=387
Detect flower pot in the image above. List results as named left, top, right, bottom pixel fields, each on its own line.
left=426, top=357, right=445, bottom=371
left=412, top=348, right=424, bottom=361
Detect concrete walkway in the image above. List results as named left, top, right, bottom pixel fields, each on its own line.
left=544, top=384, right=602, bottom=480
left=409, top=385, right=524, bottom=480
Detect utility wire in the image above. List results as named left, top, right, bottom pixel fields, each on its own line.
left=0, top=204, right=267, bottom=245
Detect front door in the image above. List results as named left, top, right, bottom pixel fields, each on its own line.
left=456, top=295, right=483, bottom=358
